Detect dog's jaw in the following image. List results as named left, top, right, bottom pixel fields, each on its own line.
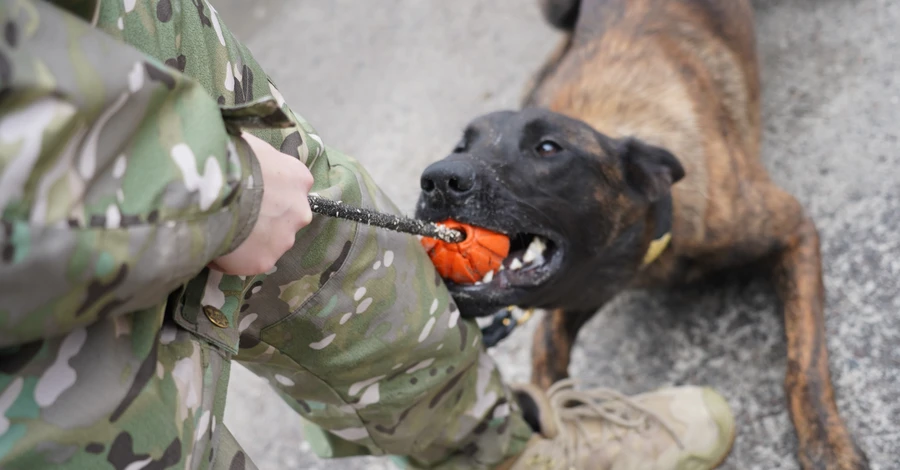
left=441, top=232, right=568, bottom=314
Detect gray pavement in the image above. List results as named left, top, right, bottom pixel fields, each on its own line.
left=217, top=1, right=900, bottom=468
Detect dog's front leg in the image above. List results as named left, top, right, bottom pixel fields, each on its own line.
left=531, top=308, right=599, bottom=390
left=772, top=212, right=869, bottom=470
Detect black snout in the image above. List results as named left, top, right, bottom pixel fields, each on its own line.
left=420, top=160, right=478, bottom=203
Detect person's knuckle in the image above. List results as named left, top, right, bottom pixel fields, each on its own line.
left=301, top=171, right=314, bottom=190
left=298, top=208, right=313, bottom=227
left=295, top=204, right=313, bottom=226
left=251, top=257, right=265, bottom=272
left=240, top=258, right=264, bottom=276
left=279, top=233, right=297, bottom=253
left=258, top=258, right=277, bottom=274
left=264, top=245, right=283, bottom=265
left=290, top=161, right=312, bottom=184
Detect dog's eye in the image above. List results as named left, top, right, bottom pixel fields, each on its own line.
left=536, top=140, right=562, bottom=157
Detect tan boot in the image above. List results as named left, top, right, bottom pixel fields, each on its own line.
left=497, top=379, right=735, bottom=470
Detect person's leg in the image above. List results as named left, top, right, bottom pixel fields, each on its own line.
left=87, top=1, right=533, bottom=468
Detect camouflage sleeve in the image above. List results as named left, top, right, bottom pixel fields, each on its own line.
left=0, top=0, right=265, bottom=347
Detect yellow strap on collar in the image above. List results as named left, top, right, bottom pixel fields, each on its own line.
left=641, top=192, right=673, bottom=267
left=642, top=232, right=671, bottom=267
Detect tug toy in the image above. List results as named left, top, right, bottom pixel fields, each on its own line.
left=420, top=220, right=510, bottom=284
left=307, top=195, right=528, bottom=348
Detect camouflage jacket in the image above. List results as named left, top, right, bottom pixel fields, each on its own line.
left=0, top=0, right=296, bottom=348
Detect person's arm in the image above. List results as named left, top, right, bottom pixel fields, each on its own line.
left=0, top=1, right=310, bottom=346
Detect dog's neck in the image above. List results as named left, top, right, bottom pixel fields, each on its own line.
left=562, top=200, right=673, bottom=311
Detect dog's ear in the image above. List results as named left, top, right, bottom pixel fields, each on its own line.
left=617, top=138, right=685, bottom=202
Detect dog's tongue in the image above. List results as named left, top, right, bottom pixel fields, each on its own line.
left=420, top=220, right=510, bottom=284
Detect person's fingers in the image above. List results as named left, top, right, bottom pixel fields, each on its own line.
left=279, top=156, right=314, bottom=233
left=294, top=164, right=314, bottom=230
left=212, top=242, right=276, bottom=276
left=208, top=133, right=316, bottom=276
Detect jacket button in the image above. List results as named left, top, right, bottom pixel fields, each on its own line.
left=202, top=306, right=230, bottom=328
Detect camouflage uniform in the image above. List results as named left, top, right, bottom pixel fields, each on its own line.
left=0, top=1, right=532, bottom=469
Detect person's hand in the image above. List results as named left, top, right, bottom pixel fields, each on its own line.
left=210, top=132, right=314, bottom=275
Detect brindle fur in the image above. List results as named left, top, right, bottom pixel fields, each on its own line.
left=524, top=0, right=867, bottom=468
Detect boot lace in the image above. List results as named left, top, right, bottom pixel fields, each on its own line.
left=537, top=379, right=685, bottom=467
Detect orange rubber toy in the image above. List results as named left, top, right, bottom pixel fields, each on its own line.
left=421, top=220, right=510, bottom=284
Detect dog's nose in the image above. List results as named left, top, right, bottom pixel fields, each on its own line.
left=420, top=160, right=478, bottom=201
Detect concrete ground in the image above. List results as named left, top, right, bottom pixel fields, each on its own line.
left=217, top=1, right=899, bottom=469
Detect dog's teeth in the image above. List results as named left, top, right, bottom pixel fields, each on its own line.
left=523, top=237, right=547, bottom=264
left=530, top=236, right=548, bottom=254
left=482, top=270, right=495, bottom=283
left=474, top=280, right=483, bottom=285
left=523, top=249, right=537, bottom=263
left=498, top=264, right=505, bottom=271
left=509, top=258, right=523, bottom=270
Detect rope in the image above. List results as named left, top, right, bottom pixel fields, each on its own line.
left=307, top=194, right=465, bottom=243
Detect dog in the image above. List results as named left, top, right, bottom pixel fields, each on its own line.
left=414, top=0, right=868, bottom=468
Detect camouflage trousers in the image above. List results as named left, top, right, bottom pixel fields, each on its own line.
left=0, top=1, right=531, bottom=469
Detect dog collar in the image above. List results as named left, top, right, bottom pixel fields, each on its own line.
left=641, top=193, right=673, bottom=267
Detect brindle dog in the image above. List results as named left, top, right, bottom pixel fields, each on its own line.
left=415, top=0, right=866, bottom=468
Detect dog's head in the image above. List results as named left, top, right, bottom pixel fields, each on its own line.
left=415, top=108, right=684, bottom=317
